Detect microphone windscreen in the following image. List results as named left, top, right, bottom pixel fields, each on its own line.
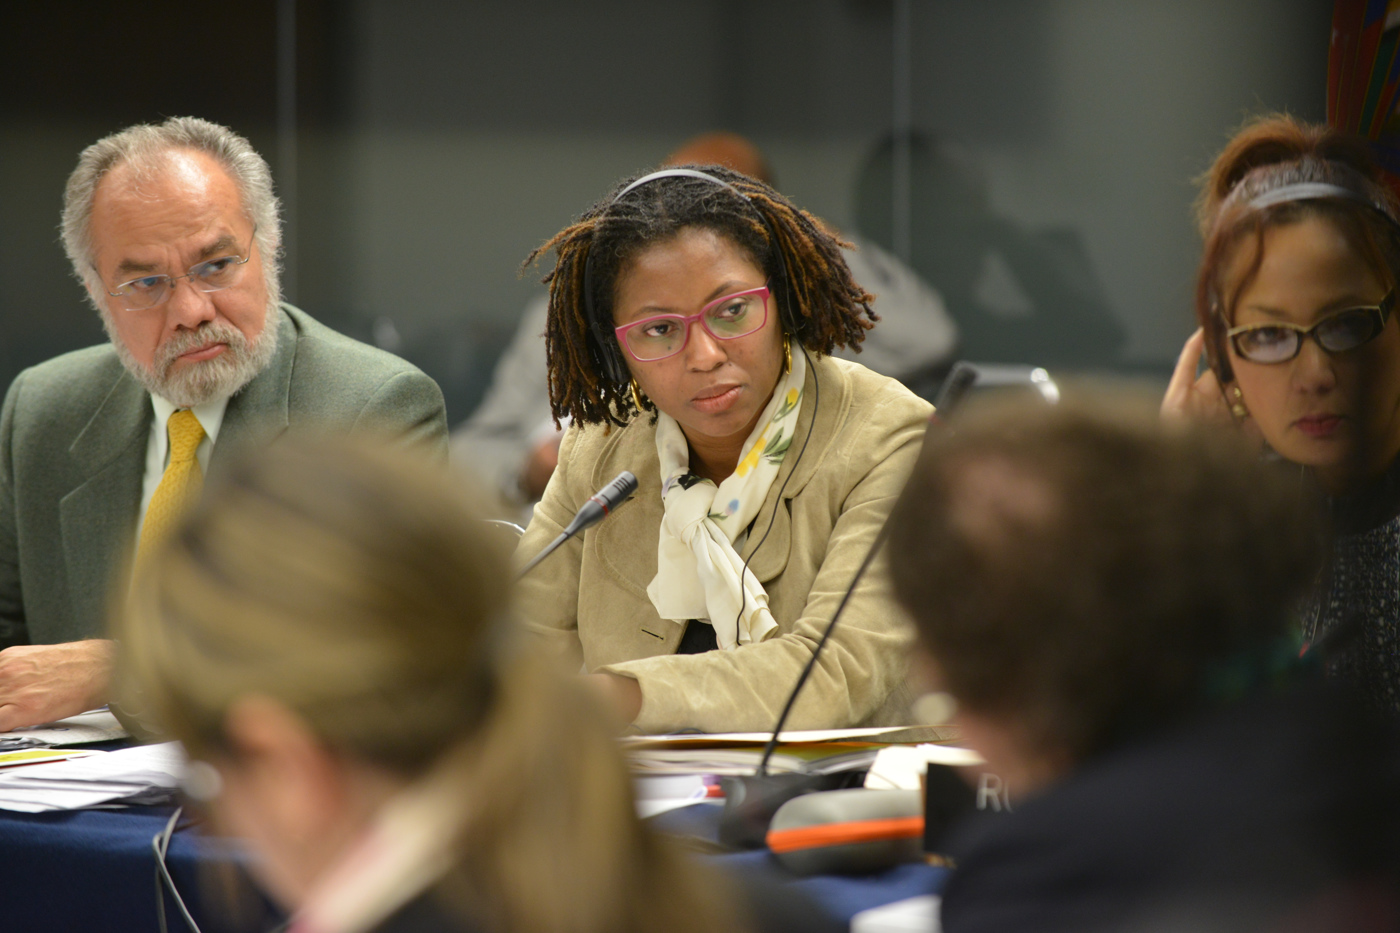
left=597, top=470, right=638, bottom=509
left=766, top=788, right=924, bottom=876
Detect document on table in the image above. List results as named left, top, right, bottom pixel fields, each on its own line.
left=620, top=726, right=914, bottom=748
left=633, top=774, right=723, bottom=819
left=0, top=709, right=130, bottom=749
left=620, top=725, right=960, bottom=776
left=0, top=741, right=184, bottom=812
left=863, top=744, right=984, bottom=791
left=851, top=895, right=942, bottom=933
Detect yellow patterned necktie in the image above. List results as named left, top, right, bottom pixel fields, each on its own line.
left=136, top=409, right=206, bottom=565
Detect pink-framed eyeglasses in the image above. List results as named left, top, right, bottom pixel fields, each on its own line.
left=613, top=285, right=770, bottom=362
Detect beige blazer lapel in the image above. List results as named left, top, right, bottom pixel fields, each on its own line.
left=58, top=371, right=149, bottom=639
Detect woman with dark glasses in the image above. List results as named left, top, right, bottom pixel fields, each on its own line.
left=1164, top=114, right=1400, bottom=713
left=514, top=166, right=931, bottom=733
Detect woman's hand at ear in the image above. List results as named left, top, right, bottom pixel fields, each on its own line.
left=1162, top=329, right=1264, bottom=445
left=1162, top=329, right=1233, bottom=421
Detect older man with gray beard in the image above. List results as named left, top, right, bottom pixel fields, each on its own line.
left=0, top=117, right=447, bottom=731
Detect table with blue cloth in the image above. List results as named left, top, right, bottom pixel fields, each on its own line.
left=0, top=800, right=946, bottom=931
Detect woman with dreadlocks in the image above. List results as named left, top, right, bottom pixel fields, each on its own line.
left=514, top=166, right=932, bottom=733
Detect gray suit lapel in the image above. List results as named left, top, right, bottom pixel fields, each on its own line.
left=207, top=306, right=295, bottom=484
left=59, top=371, right=149, bottom=634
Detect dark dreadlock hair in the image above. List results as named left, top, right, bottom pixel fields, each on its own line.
left=523, top=164, right=877, bottom=428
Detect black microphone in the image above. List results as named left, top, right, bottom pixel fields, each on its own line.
left=517, top=471, right=638, bottom=578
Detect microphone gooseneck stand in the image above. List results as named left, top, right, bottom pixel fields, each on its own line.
left=516, top=471, right=638, bottom=579
left=755, top=518, right=895, bottom=776
left=717, top=519, right=896, bottom=849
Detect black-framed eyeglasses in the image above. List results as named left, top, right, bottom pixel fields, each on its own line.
left=105, top=227, right=258, bottom=312
left=1227, top=289, right=1395, bottom=364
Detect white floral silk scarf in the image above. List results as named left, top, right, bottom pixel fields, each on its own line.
left=646, top=349, right=806, bottom=649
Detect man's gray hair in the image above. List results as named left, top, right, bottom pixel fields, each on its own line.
left=61, top=116, right=282, bottom=307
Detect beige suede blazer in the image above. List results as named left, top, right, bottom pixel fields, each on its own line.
left=515, top=355, right=932, bottom=734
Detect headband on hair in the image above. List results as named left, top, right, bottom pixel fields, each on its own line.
left=1221, top=158, right=1400, bottom=233
left=613, top=167, right=745, bottom=202
left=1247, top=181, right=1392, bottom=217
left=581, top=166, right=794, bottom=386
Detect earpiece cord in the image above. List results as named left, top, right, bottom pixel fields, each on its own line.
left=732, top=343, right=819, bottom=645
left=154, top=807, right=202, bottom=933
left=154, top=806, right=289, bottom=933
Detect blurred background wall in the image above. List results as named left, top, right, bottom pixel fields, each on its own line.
left=0, top=0, right=1330, bottom=423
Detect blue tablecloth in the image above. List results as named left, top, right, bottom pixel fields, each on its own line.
left=0, top=804, right=280, bottom=933
left=0, top=801, right=946, bottom=932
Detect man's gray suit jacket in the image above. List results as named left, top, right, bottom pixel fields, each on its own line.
left=0, top=304, right=449, bottom=649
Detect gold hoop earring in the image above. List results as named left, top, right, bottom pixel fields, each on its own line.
left=630, top=379, right=647, bottom=411
left=782, top=335, right=792, bottom=376
left=1229, top=384, right=1249, bottom=420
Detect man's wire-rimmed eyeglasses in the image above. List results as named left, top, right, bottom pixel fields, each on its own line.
left=104, top=227, right=258, bottom=312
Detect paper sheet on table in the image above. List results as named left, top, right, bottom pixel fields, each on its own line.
left=863, top=744, right=984, bottom=791
left=623, top=726, right=958, bottom=777
left=633, top=774, right=722, bottom=818
left=1, top=709, right=130, bottom=747
left=851, top=895, right=942, bottom=933
left=0, top=748, right=104, bottom=769
left=0, top=741, right=184, bottom=812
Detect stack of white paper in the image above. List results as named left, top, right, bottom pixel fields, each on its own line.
left=633, top=774, right=719, bottom=818
left=0, top=742, right=184, bottom=812
left=621, top=727, right=916, bottom=776
left=0, top=709, right=130, bottom=749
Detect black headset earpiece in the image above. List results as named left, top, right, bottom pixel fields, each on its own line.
left=1206, top=291, right=1235, bottom=385
left=581, top=167, right=797, bottom=393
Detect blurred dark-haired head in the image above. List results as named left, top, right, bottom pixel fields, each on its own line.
left=888, top=391, right=1323, bottom=769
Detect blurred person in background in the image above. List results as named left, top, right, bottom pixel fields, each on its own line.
left=452, top=132, right=955, bottom=508
left=115, top=437, right=835, bottom=933
left=0, top=117, right=446, bottom=734
left=1164, top=115, right=1400, bottom=715
left=889, top=395, right=1400, bottom=933
left=515, top=165, right=929, bottom=734
left=854, top=132, right=1125, bottom=371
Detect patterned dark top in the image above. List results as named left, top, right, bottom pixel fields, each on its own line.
left=1307, top=459, right=1400, bottom=715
